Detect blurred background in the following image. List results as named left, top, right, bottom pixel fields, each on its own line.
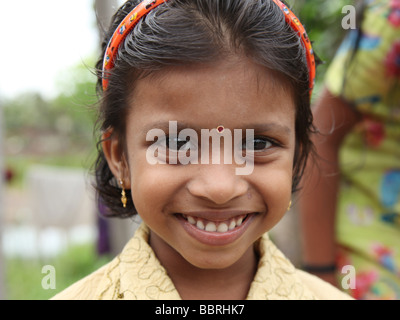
left=0, top=0, right=352, bottom=300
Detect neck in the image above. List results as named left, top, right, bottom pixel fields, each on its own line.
left=149, top=231, right=259, bottom=300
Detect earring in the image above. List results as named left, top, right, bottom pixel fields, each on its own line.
left=287, top=200, right=292, bottom=211
left=119, top=179, right=127, bottom=208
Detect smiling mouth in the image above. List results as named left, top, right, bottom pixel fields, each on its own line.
left=179, top=213, right=251, bottom=233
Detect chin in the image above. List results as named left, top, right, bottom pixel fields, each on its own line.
left=181, top=246, right=251, bottom=271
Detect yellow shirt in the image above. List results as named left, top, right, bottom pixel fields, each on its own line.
left=52, top=224, right=351, bottom=300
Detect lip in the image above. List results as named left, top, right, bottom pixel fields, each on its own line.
left=176, top=211, right=258, bottom=246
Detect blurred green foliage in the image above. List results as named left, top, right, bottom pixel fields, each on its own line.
left=3, top=60, right=99, bottom=187
left=3, top=61, right=98, bottom=149
left=291, top=0, right=357, bottom=84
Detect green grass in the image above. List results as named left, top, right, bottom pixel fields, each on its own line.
left=4, top=243, right=111, bottom=300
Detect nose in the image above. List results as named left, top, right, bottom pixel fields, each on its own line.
left=186, top=163, right=249, bottom=205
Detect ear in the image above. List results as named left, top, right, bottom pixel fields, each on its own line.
left=102, top=128, right=131, bottom=189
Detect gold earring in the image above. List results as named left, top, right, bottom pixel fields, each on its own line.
left=287, top=200, right=292, bottom=211
left=119, top=179, right=127, bottom=208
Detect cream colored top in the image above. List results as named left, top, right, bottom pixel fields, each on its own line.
left=52, top=224, right=352, bottom=300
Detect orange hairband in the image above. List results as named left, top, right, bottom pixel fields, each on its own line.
left=102, top=0, right=316, bottom=97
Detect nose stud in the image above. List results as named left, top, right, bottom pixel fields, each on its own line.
left=216, top=125, right=224, bottom=133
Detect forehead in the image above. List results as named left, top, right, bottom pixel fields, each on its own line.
left=127, top=57, right=295, bottom=128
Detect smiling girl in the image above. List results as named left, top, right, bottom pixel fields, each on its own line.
left=53, top=0, right=351, bottom=300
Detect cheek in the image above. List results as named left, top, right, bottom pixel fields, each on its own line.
left=128, top=156, right=182, bottom=216
left=253, top=164, right=293, bottom=227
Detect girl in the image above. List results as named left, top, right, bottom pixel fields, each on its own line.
left=53, top=0, right=351, bottom=300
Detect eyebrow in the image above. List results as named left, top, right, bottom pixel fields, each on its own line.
left=248, top=123, right=292, bottom=135
left=140, top=121, right=292, bottom=136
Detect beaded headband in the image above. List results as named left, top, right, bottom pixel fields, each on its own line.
left=102, top=0, right=316, bottom=97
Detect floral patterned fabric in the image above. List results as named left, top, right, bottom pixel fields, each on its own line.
left=325, top=0, right=400, bottom=299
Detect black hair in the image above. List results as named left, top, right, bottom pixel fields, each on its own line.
left=93, top=0, right=317, bottom=218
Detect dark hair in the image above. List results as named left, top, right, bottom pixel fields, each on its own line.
left=93, top=0, right=317, bottom=218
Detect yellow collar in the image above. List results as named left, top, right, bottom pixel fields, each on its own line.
left=95, top=223, right=316, bottom=300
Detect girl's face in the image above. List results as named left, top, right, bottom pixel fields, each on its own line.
left=110, top=57, right=296, bottom=270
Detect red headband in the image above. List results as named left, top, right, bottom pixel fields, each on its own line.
left=102, top=0, right=316, bottom=97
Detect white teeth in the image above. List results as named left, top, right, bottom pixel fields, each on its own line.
left=183, top=214, right=249, bottom=233
left=196, top=220, right=205, bottom=230
left=187, top=216, right=196, bottom=225
left=217, top=223, right=229, bottom=233
left=205, top=222, right=217, bottom=232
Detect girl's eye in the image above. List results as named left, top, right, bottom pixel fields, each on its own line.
left=243, top=137, right=274, bottom=151
left=166, top=136, right=196, bottom=151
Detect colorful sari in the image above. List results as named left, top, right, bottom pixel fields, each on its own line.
left=325, top=0, right=400, bottom=299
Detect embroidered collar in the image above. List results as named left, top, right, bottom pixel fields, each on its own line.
left=95, top=224, right=316, bottom=300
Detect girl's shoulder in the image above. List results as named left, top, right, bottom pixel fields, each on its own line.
left=295, top=269, right=354, bottom=300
